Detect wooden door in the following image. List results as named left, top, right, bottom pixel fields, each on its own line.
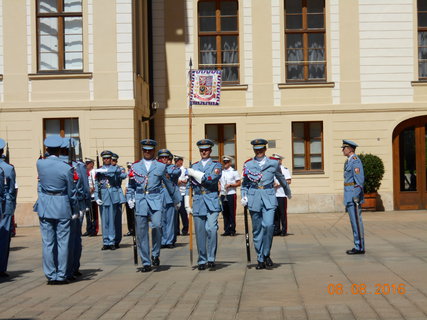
left=393, top=116, right=427, bottom=210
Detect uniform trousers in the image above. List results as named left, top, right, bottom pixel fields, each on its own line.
left=346, top=202, right=365, bottom=251
left=99, top=204, right=117, bottom=246
left=125, top=202, right=135, bottom=235
left=176, top=196, right=188, bottom=235
left=250, top=207, right=276, bottom=262
left=274, top=197, right=288, bottom=234
left=114, top=204, right=123, bottom=246
left=135, top=210, right=162, bottom=266
left=161, top=203, right=175, bottom=245
left=39, top=218, right=70, bottom=281
left=193, top=210, right=219, bottom=265
left=0, top=215, right=12, bottom=272
left=220, top=194, right=237, bottom=234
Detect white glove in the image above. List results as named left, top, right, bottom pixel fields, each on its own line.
left=128, top=199, right=135, bottom=209
left=72, top=213, right=79, bottom=219
left=187, top=168, right=205, bottom=184
left=96, top=199, right=103, bottom=206
left=184, top=195, right=192, bottom=215
left=175, top=202, right=181, bottom=210
left=241, top=196, right=248, bottom=207
left=79, top=210, right=84, bottom=218
left=95, top=168, right=108, bottom=173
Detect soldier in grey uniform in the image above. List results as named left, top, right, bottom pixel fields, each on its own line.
left=0, top=138, right=16, bottom=278
left=34, top=135, right=78, bottom=284
left=95, top=151, right=124, bottom=250
left=111, top=153, right=127, bottom=248
left=342, top=140, right=365, bottom=254
left=241, top=139, right=291, bottom=270
left=126, top=139, right=178, bottom=272
left=185, top=139, right=222, bottom=270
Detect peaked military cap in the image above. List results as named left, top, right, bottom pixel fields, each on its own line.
left=140, top=139, right=157, bottom=150
left=0, top=138, right=5, bottom=150
left=111, top=153, right=119, bottom=160
left=196, top=139, right=214, bottom=149
left=251, top=138, right=268, bottom=149
left=100, top=150, right=113, bottom=158
left=222, top=155, right=233, bottom=162
left=85, top=157, right=95, bottom=163
left=174, top=155, right=184, bottom=161
left=158, top=149, right=171, bottom=157
left=271, top=153, right=284, bottom=160
left=342, top=139, right=358, bottom=149
left=44, top=135, right=63, bottom=148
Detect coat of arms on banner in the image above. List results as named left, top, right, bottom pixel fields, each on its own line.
left=190, top=70, right=222, bottom=105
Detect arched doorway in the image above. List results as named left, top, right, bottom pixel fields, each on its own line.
left=392, top=116, right=427, bottom=210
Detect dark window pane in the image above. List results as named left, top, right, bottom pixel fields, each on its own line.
left=286, top=14, right=302, bottom=29
left=287, top=34, right=303, bottom=48
left=399, top=127, right=417, bottom=191
left=419, top=32, right=427, bottom=46
left=287, top=49, right=303, bottom=61
left=419, top=47, right=427, bottom=59
left=199, top=2, right=216, bottom=16
left=38, top=0, right=58, bottom=13
left=287, top=64, right=304, bottom=79
left=222, top=66, right=239, bottom=82
left=222, top=51, right=238, bottom=63
left=307, top=13, right=324, bottom=28
left=221, top=1, right=238, bottom=15
left=308, top=49, right=324, bottom=62
left=418, top=0, right=427, bottom=12
left=310, top=123, right=321, bottom=138
left=200, top=36, right=217, bottom=65
left=307, top=0, right=324, bottom=13
left=310, top=157, right=322, bottom=169
left=200, top=36, right=217, bottom=50
left=286, top=0, right=302, bottom=14
left=200, top=17, right=216, bottom=32
left=419, top=62, right=427, bottom=78
left=308, top=33, right=324, bottom=48
left=419, top=13, right=427, bottom=27
left=221, top=17, right=238, bottom=31
left=308, top=63, right=325, bottom=79
left=222, top=36, right=238, bottom=50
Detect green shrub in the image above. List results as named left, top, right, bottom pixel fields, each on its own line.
left=358, top=153, right=385, bottom=194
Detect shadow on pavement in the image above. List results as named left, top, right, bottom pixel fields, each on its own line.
left=0, top=269, right=33, bottom=282
left=10, top=246, right=28, bottom=252
left=79, top=268, right=103, bottom=280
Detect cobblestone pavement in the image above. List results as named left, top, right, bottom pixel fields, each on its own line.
left=1, top=210, right=426, bottom=320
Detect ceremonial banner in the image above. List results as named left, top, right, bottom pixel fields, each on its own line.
left=190, top=69, right=222, bottom=105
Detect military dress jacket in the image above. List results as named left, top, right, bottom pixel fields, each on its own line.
left=0, top=159, right=17, bottom=216
left=241, top=157, right=291, bottom=212
left=127, top=160, right=176, bottom=215
left=161, top=164, right=182, bottom=206
left=186, top=159, right=222, bottom=215
left=35, top=155, right=78, bottom=219
left=94, top=165, right=125, bottom=205
left=344, top=154, right=365, bottom=205
left=112, top=165, right=127, bottom=204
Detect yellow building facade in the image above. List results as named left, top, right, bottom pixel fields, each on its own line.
left=152, top=0, right=427, bottom=213
left=0, top=0, right=151, bottom=226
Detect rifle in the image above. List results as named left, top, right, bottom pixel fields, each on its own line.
left=132, top=203, right=138, bottom=265
left=95, top=148, right=102, bottom=202
left=243, top=206, right=251, bottom=263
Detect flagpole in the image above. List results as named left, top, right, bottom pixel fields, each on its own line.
left=188, top=58, right=194, bottom=267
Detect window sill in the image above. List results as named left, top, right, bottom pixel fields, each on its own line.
left=292, top=170, right=325, bottom=175
left=28, top=72, right=93, bottom=80
left=411, top=81, right=427, bottom=86
left=221, top=84, right=248, bottom=91
left=278, top=82, right=335, bottom=89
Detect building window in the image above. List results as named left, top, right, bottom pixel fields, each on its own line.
left=205, top=123, right=237, bottom=166
left=285, top=0, right=326, bottom=82
left=37, top=0, right=83, bottom=72
left=43, top=118, right=81, bottom=158
left=418, top=0, right=427, bottom=79
left=198, top=0, right=239, bottom=84
left=292, top=121, right=323, bottom=172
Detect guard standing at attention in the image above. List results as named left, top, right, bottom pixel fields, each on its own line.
left=342, top=140, right=365, bottom=255
left=124, top=162, right=135, bottom=237
left=34, top=135, right=78, bottom=285
left=185, top=139, right=222, bottom=270
left=0, top=138, right=17, bottom=278
left=83, top=158, right=99, bottom=236
left=241, top=139, right=291, bottom=270
left=111, top=153, right=127, bottom=248
left=95, top=150, right=123, bottom=250
left=158, top=149, right=181, bottom=248
left=175, top=155, right=189, bottom=236
left=126, top=139, right=178, bottom=272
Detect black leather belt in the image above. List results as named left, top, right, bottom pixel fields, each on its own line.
left=136, top=188, right=161, bottom=194
left=42, top=190, right=65, bottom=196
left=249, top=183, right=274, bottom=189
